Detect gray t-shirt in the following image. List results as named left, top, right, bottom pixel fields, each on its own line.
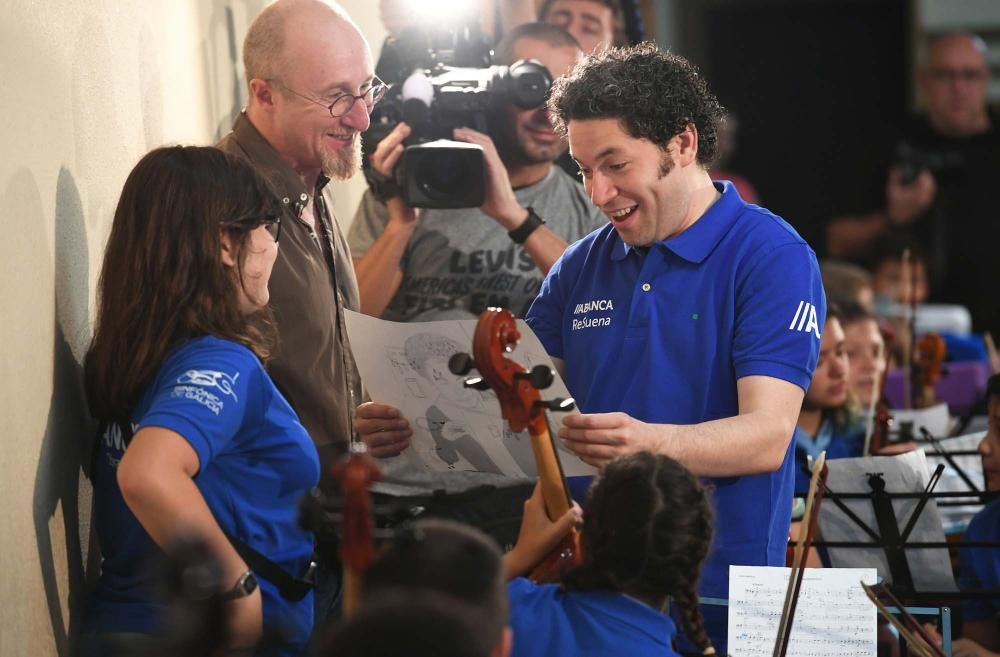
left=349, top=166, right=606, bottom=321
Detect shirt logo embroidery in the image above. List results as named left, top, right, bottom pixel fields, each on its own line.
left=572, top=298, right=614, bottom=331
left=177, top=369, right=240, bottom=401
left=171, top=369, right=240, bottom=416
left=788, top=300, right=822, bottom=339
left=573, top=299, right=614, bottom=314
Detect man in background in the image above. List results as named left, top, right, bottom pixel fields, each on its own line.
left=827, top=32, right=1000, bottom=336
left=538, top=0, right=624, bottom=55
left=348, top=23, right=604, bottom=322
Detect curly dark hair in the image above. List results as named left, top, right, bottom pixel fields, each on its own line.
left=548, top=42, right=725, bottom=165
left=562, top=452, right=715, bottom=652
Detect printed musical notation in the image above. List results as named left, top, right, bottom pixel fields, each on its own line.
left=728, top=566, right=878, bottom=657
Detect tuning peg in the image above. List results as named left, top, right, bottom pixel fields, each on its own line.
left=449, top=353, right=475, bottom=376
left=514, top=365, right=554, bottom=390
left=462, top=376, right=491, bottom=391
left=534, top=397, right=576, bottom=412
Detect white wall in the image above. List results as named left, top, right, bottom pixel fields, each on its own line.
left=0, top=1, right=383, bottom=653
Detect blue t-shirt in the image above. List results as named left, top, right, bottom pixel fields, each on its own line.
left=525, top=181, right=824, bottom=653
left=86, top=336, right=320, bottom=656
left=793, top=418, right=864, bottom=496
left=507, top=578, right=678, bottom=657
left=958, top=498, right=1000, bottom=622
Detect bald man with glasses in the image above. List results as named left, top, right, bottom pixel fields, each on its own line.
left=826, top=32, right=1000, bottom=337
left=217, top=0, right=380, bottom=633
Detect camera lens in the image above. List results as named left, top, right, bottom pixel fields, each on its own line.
left=506, top=60, right=553, bottom=109
left=418, top=153, right=478, bottom=201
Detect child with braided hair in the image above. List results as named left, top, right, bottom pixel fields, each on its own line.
left=503, top=452, right=716, bottom=657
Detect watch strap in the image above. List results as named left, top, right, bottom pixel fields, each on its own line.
left=508, top=207, right=545, bottom=244
left=221, top=570, right=258, bottom=601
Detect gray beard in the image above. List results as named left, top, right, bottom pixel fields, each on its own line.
left=322, top=138, right=362, bottom=181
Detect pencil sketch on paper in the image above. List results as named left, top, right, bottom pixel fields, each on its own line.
left=345, top=310, right=595, bottom=480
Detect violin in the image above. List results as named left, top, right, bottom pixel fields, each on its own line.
left=774, top=452, right=829, bottom=657
left=866, top=325, right=896, bottom=455
left=912, top=333, right=946, bottom=409
left=331, top=441, right=382, bottom=617
left=450, top=307, right=583, bottom=582
left=868, top=403, right=894, bottom=455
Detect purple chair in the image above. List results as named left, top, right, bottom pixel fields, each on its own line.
left=884, top=361, right=989, bottom=416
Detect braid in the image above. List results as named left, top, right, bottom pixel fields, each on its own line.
left=674, top=575, right=712, bottom=653
left=562, top=453, right=715, bottom=652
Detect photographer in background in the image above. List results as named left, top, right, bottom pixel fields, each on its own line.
left=538, top=0, right=624, bottom=55
left=348, top=22, right=605, bottom=322
left=826, top=32, right=1000, bottom=336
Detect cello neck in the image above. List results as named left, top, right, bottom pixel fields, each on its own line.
left=526, top=414, right=573, bottom=520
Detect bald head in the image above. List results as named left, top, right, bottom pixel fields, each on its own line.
left=242, top=0, right=375, bottom=181
left=244, top=0, right=357, bottom=86
left=920, top=32, right=990, bottom=137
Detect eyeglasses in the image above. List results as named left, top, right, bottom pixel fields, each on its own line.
left=263, top=216, right=281, bottom=243
left=928, top=67, right=987, bottom=84
left=223, top=215, right=281, bottom=243
left=268, top=77, right=388, bottom=117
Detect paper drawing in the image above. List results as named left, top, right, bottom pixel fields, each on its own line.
left=345, top=310, right=596, bottom=481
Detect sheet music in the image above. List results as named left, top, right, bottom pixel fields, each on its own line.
left=728, top=566, right=878, bottom=657
left=345, top=311, right=596, bottom=491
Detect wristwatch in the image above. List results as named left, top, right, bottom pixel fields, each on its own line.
left=508, top=207, right=545, bottom=244
left=221, top=570, right=258, bottom=601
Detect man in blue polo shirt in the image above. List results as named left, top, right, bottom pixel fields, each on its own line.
left=527, top=44, right=825, bottom=654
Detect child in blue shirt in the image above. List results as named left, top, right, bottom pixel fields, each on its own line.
left=503, top=452, right=716, bottom=657
left=82, top=146, right=318, bottom=657
left=952, top=375, right=1000, bottom=657
left=794, top=306, right=866, bottom=495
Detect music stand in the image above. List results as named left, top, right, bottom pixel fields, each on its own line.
left=811, top=453, right=1000, bottom=604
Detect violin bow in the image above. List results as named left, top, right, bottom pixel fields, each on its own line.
left=984, top=332, right=1000, bottom=375
left=773, top=451, right=828, bottom=657
left=861, top=582, right=945, bottom=657
left=863, top=368, right=883, bottom=454
left=900, top=248, right=914, bottom=409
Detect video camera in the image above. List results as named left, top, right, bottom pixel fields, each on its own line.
left=895, top=140, right=966, bottom=185
left=363, top=23, right=552, bottom=209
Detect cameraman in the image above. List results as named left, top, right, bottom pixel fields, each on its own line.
left=826, top=32, right=1000, bottom=335
left=348, top=22, right=605, bottom=321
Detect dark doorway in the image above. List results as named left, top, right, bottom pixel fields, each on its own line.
left=675, top=0, right=910, bottom=254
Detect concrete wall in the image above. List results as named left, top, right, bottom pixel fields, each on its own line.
left=0, top=1, right=383, bottom=654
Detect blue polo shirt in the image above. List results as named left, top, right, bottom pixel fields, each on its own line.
left=507, top=578, right=678, bottom=657
left=958, top=498, right=1000, bottom=622
left=793, top=418, right=864, bottom=496
left=526, top=181, right=824, bottom=653
left=86, top=336, right=319, bottom=656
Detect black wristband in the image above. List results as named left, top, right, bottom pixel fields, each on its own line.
left=362, top=159, right=401, bottom=203
left=508, top=207, right=545, bottom=244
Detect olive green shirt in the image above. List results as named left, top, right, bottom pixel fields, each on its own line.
left=218, top=113, right=363, bottom=480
